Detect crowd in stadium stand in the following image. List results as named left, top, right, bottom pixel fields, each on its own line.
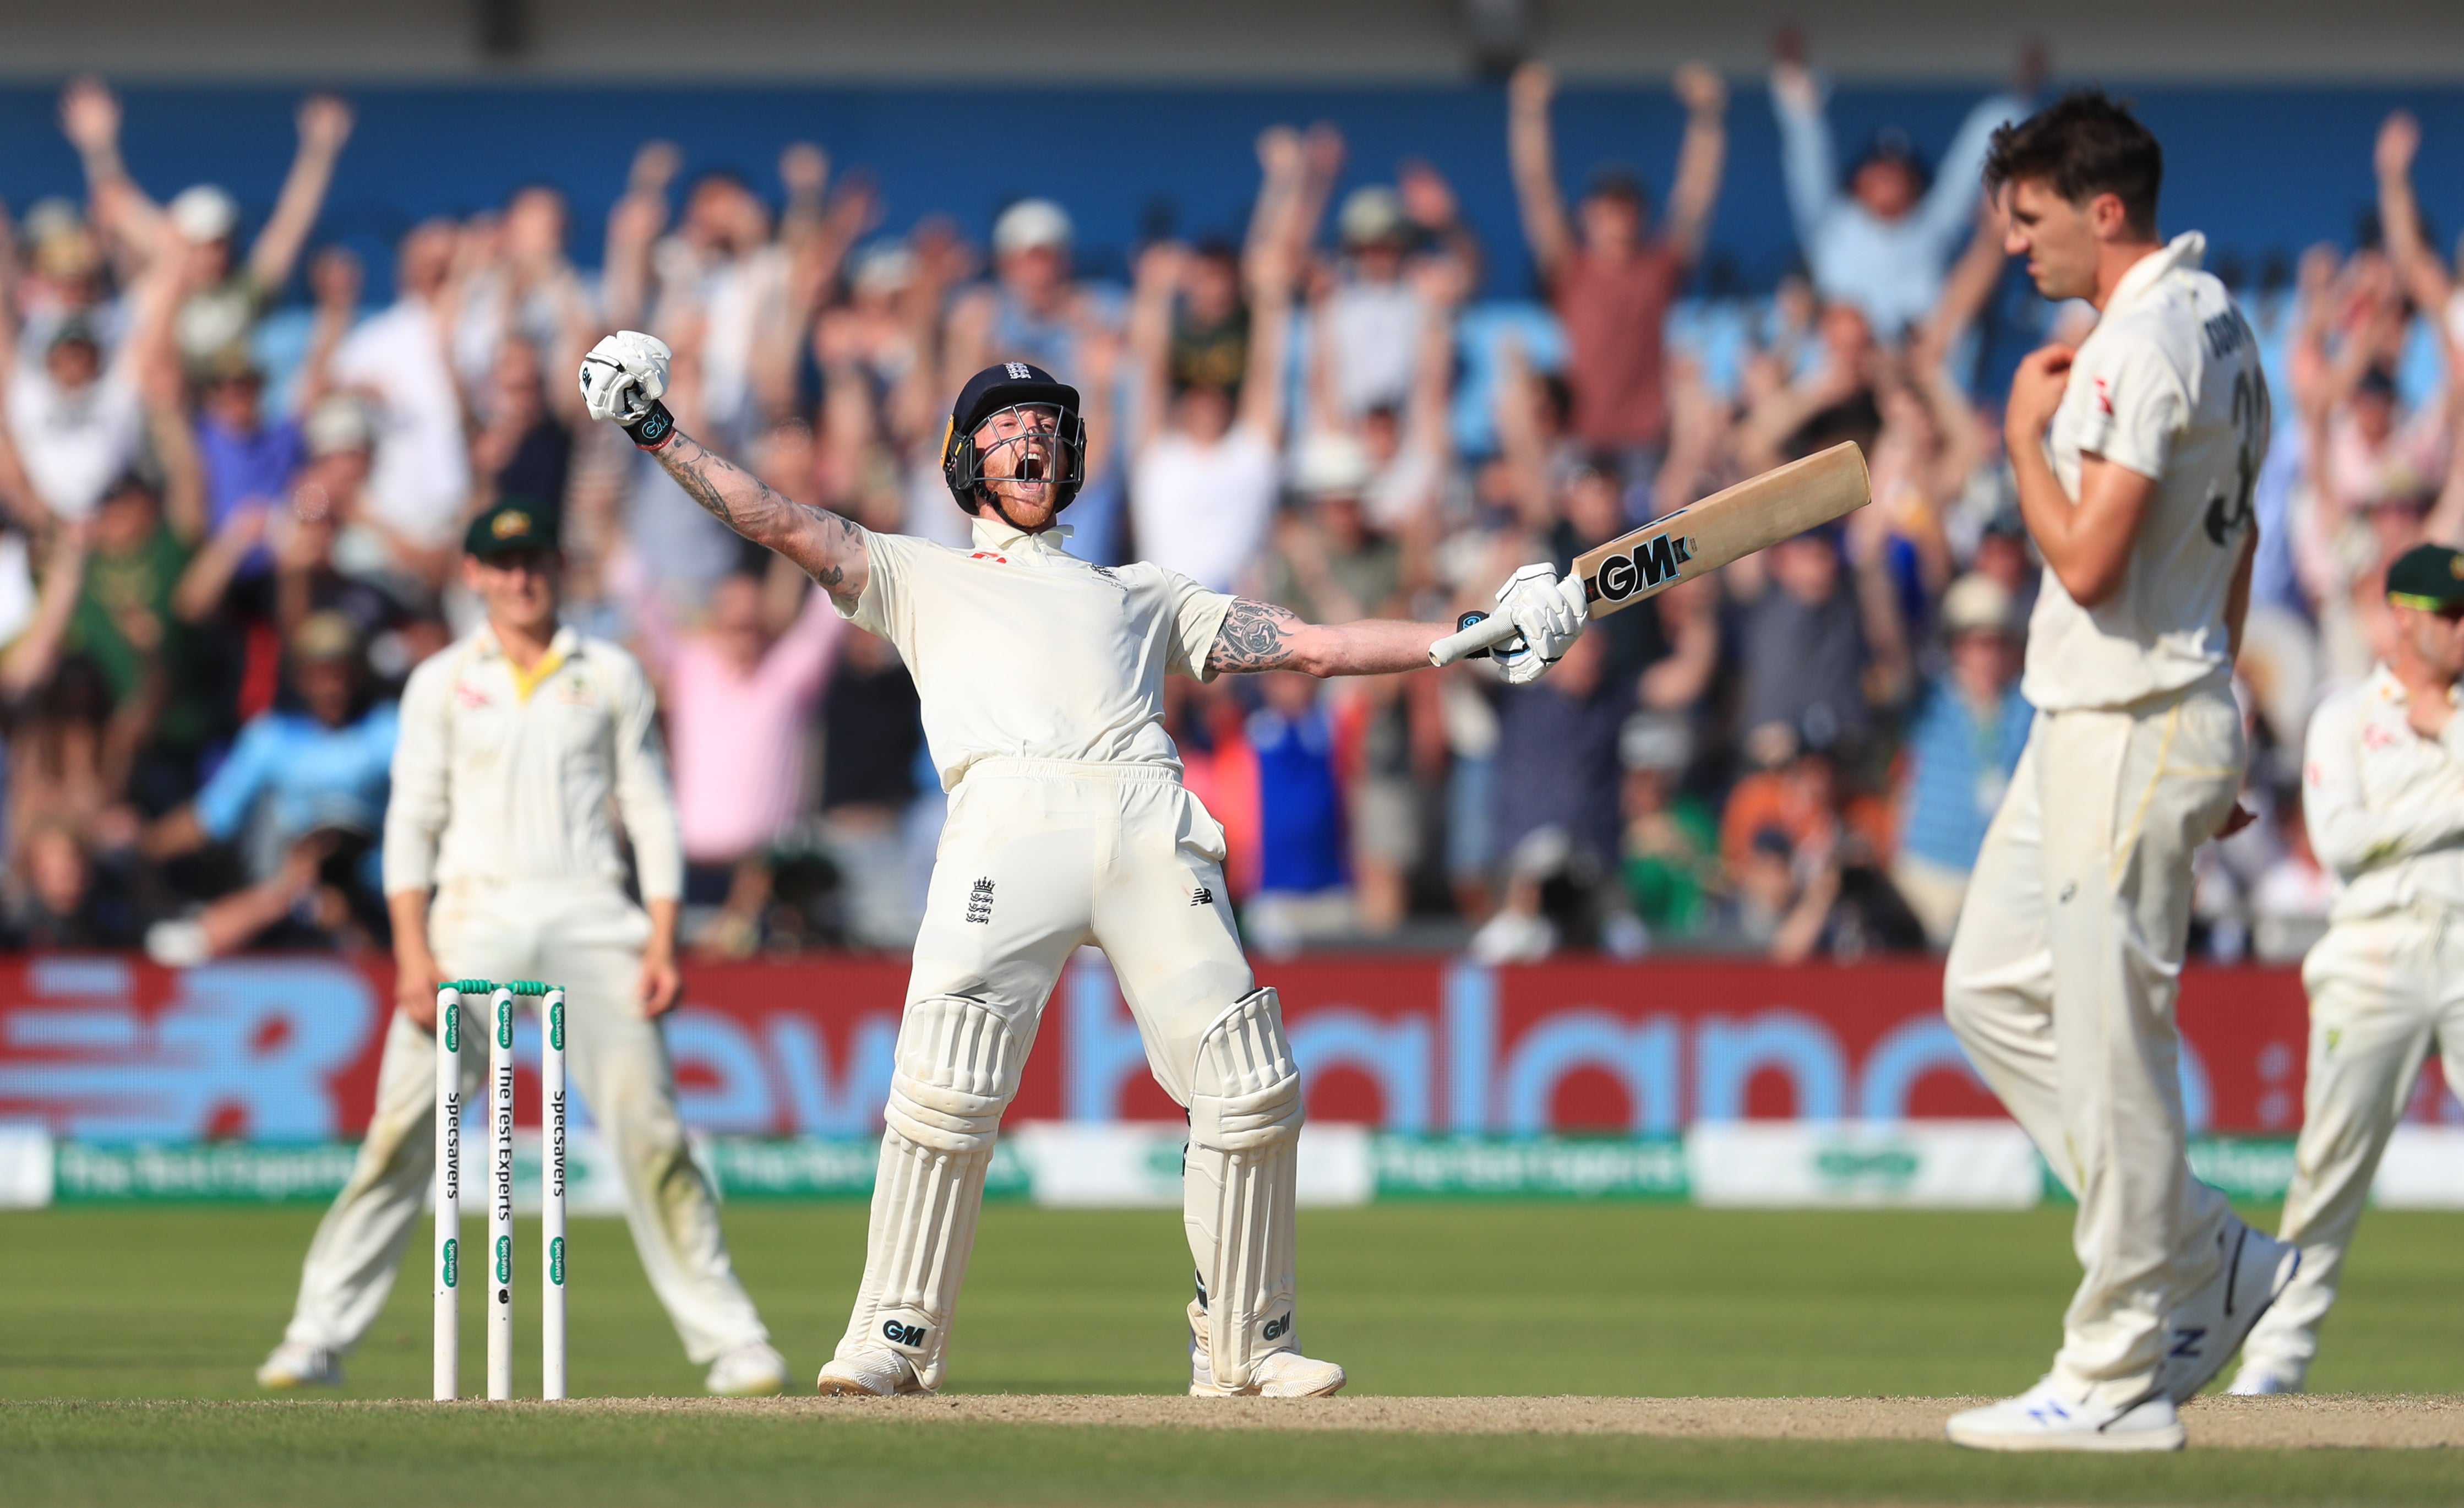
left=0, top=51, right=2454, bottom=967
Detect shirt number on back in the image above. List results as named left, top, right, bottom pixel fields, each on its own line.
left=2203, top=362, right=2268, bottom=547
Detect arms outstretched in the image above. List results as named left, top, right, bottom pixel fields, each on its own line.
left=653, top=429, right=870, bottom=611
left=578, top=329, right=869, bottom=608
left=1205, top=598, right=1449, bottom=678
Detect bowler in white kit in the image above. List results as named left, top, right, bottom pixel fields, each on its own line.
left=2228, top=545, right=2464, bottom=1395
left=578, top=346, right=1585, bottom=1395
left=1940, top=92, right=2294, bottom=1450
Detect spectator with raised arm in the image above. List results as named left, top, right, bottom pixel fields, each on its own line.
left=1125, top=233, right=1294, bottom=594
left=61, top=77, right=352, bottom=373
left=1767, top=32, right=2026, bottom=338
left=1509, top=60, right=1726, bottom=493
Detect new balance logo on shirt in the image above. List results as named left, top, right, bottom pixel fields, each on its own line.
left=1191, top=886, right=1213, bottom=908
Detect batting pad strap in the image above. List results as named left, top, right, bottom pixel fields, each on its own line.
left=881, top=995, right=1023, bottom=1153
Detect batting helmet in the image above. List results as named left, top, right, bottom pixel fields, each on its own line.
left=940, top=361, right=1087, bottom=518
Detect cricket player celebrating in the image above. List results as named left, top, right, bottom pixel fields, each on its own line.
left=1940, top=92, right=2292, bottom=1451
left=257, top=498, right=792, bottom=1397
left=576, top=342, right=1583, bottom=1396
left=2228, top=545, right=2464, bottom=1395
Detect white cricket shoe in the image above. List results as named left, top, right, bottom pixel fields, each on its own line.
left=1186, top=1300, right=1345, bottom=1398
left=255, top=1341, right=342, bottom=1390
left=2157, top=1216, right=2299, bottom=1403
left=705, top=1341, right=791, bottom=1396
left=815, top=1348, right=927, bottom=1396
left=1946, top=1378, right=2184, bottom=1452
left=2226, top=1362, right=2303, bottom=1396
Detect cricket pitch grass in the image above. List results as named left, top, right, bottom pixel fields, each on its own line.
left=6, top=1202, right=2463, bottom=1504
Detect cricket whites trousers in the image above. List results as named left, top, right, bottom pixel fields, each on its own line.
left=1944, top=684, right=2245, bottom=1408
left=833, top=758, right=1305, bottom=1391
left=278, top=880, right=769, bottom=1363
left=2237, top=904, right=2464, bottom=1386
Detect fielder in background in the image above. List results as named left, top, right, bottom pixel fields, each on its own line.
left=255, top=497, right=791, bottom=1397
left=579, top=323, right=1583, bottom=1397
left=1939, top=92, right=2292, bottom=1451
left=2229, top=546, right=2464, bottom=1395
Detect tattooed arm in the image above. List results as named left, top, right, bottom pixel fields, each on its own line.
left=649, top=428, right=870, bottom=611
left=1205, top=597, right=1453, bottom=677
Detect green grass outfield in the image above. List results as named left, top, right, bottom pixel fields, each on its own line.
left=5, top=1202, right=2463, bottom=1504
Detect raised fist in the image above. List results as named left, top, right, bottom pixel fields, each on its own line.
left=579, top=331, right=672, bottom=424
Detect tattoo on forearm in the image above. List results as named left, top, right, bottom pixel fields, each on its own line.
left=656, top=431, right=862, bottom=607
left=1208, top=598, right=1302, bottom=673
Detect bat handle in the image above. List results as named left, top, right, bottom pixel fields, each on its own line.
left=1429, top=611, right=1522, bottom=668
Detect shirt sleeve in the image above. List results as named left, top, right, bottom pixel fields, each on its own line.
left=2069, top=333, right=2189, bottom=483
left=1164, top=571, right=1240, bottom=683
left=604, top=647, right=685, bottom=903
left=2303, top=693, right=2464, bottom=879
left=193, top=718, right=277, bottom=842
left=381, top=649, right=458, bottom=895
left=841, top=527, right=914, bottom=651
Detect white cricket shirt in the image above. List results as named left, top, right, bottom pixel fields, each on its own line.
left=383, top=625, right=684, bottom=901
left=2021, top=232, right=2270, bottom=712
left=843, top=515, right=1236, bottom=791
left=2302, top=665, right=2464, bottom=923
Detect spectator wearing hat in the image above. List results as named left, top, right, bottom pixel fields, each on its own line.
left=1312, top=146, right=1479, bottom=427
left=139, top=610, right=399, bottom=963
left=59, top=78, right=352, bottom=375
left=1767, top=34, right=2024, bottom=337
left=1891, top=573, right=2033, bottom=945
left=1508, top=60, right=1727, bottom=486
left=308, top=221, right=471, bottom=589
left=0, top=199, right=186, bottom=525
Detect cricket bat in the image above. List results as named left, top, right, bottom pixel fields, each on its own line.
left=1428, top=441, right=1871, bottom=668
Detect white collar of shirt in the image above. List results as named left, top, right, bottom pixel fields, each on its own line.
left=2368, top=662, right=2458, bottom=709
left=969, top=515, right=1074, bottom=557
left=471, top=622, right=581, bottom=664
left=2104, top=231, right=2206, bottom=319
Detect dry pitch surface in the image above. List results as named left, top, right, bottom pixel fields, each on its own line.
left=354, top=1392, right=2464, bottom=1448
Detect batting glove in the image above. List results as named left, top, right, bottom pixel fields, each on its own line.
left=579, top=331, right=677, bottom=447
left=1491, top=562, right=1588, bottom=686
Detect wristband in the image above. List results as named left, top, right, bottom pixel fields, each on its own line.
left=624, top=400, right=678, bottom=451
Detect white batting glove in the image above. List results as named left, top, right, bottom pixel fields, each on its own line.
left=579, top=331, right=672, bottom=424
left=1491, top=562, right=1588, bottom=686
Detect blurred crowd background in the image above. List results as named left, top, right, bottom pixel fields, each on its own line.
left=0, top=30, right=2458, bottom=967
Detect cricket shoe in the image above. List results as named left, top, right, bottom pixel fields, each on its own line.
left=815, top=1348, right=929, bottom=1397
left=1945, top=1378, right=2184, bottom=1452
left=2226, top=1362, right=2303, bottom=1396
left=705, top=1341, right=792, bottom=1396
left=255, top=1341, right=342, bottom=1390
left=1186, top=1300, right=1345, bottom=1397
left=2157, top=1216, right=2299, bottom=1403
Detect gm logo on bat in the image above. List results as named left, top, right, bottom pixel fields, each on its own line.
left=1591, top=531, right=1697, bottom=603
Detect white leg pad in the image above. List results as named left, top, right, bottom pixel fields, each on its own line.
left=835, top=995, right=1023, bottom=1391
left=1182, top=987, right=1303, bottom=1391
